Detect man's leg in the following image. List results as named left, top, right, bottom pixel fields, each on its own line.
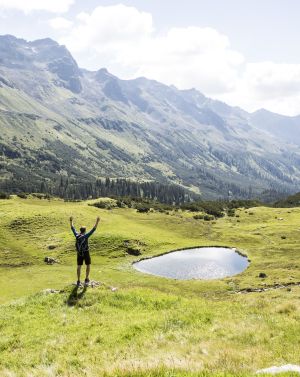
left=86, top=264, right=90, bottom=280
left=77, top=265, right=82, bottom=282
left=85, top=252, right=91, bottom=284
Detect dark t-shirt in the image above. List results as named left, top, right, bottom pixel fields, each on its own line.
left=71, top=225, right=96, bottom=255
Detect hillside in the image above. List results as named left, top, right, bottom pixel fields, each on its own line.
left=274, top=191, right=300, bottom=207
left=1, top=35, right=300, bottom=198
left=1, top=196, right=300, bottom=376
left=250, top=108, right=300, bottom=146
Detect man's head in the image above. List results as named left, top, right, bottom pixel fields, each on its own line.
left=80, top=226, right=86, bottom=234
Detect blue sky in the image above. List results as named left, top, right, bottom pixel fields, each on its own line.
left=1, top=0, right=300, bottom=115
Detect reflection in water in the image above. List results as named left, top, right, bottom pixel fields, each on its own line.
left=134, top=247, right=249, bottom=280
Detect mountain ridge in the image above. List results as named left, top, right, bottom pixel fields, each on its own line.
left=1, top=34, right=300, bottom=199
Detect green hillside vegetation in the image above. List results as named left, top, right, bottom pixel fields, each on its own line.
left=1, top=196, right=300, bottom=376
left=274, top=191, right=300, bottom=207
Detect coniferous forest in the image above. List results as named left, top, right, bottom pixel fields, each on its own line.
left=0, top=176, right=195, bottom=204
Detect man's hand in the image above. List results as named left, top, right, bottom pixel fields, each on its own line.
left=70, top=216, right=73, bottom=223
left=95, top=216, right=100, bottom=227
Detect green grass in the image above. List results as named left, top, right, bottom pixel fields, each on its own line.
left=1, top=196, right=300, bottom=376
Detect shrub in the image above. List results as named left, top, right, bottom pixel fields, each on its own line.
left=136, top=207, right=150, bottom=213
left=116, top=200, right=125, bottom=208
left=227, top=209, right=235, bottom=217
left=126, top=247, right=142, bottom=256
left=90, top=200, right=115, bottom=209
left=180, top=203, right=201, bottom=212
left=31, top=193, right=52, bottom=200
left=204, top=214, right=214, bottom=221
left=92, top=201, right=107, bottom=208
left=17, top=193, right=28, bottom=199
left=0, top=192, right=10, bottom=199
left=193, top=214, right=204, bottom=220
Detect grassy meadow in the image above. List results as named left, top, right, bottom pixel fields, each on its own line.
left=0, top=196, right=300, bottom=377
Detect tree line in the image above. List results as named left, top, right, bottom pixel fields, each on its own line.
left=0, top=176, right=197, bottom=204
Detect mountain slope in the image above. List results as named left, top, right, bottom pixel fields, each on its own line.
left=274, top=191, right=300, bottom=207
left=0, top=34, right=300, bottom=198
left=249, top=108, right=300, bottom=146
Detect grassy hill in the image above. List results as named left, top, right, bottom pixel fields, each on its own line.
left=1, top=196, right=300, bottom=376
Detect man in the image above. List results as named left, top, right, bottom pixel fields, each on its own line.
left=70, top=216, right=100, bottom=287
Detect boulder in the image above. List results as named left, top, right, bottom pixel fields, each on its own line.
left=258, top=272, right=267, bottom=278
left=44, top=256, right=58, bottom=265
left=126, top=247, right=142, bottom=256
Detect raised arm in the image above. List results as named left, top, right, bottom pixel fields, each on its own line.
left=94, top=216, right=100, bottom=229
left=85, top=217, right=100, bottom=238
left=70, top=216, right=77, bottom=237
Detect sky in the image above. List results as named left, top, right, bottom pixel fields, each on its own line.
left=0, top=0, right=300, bottom=115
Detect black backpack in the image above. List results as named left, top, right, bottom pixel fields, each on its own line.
left=76, top=234, right=88, bottom=256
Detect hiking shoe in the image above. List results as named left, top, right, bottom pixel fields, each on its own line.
left=84, top=278, right=90, bottom=286
left=76, top=280, right=81, bottom=287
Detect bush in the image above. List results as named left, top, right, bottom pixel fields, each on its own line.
left=136, top=207, right=150, bottom=213
left=17, top=193, right=28, bottom=199
left=110, top=196, right=174, bottom=212
left=31, top=193, right=52, bottom=200
left=126, top=247, right=142, bottom=256
left=204, top=214, right=214, bottom=221
left=193, top=214, right=204, bottom=220
left=92, top=201, right=107, bottom=208
left=90, top=200, right=115, bottom=209
left=205, top=208, right=224, bottom=218
left=181, top=203, right=201, bottom=212
left=116, top=200, right=125, bottom=208
left=227, top=209, right=235, bottom=217
left=0, top=192, right=10, bottom=199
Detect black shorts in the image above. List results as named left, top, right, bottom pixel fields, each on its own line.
left=77, top=252, right=91, bottom=265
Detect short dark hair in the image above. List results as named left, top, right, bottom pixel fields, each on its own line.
left=80, top=226, right=86, bottom=234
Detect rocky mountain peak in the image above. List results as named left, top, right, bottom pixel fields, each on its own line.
left=1, top=34, right=300, bottom=198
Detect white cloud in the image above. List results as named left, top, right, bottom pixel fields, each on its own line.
left=62, top=5, right=153, bottom=53
left=58, top=4, right=300, bottom=115
left=120, top=27, right=244, bottom=95
left=244, top=62, right=300, bottom=98
left=60, top=5, right=243, bottom=95
left=0, top=0, right=74, bottom=13
left=220, top=62, right=300, bottom=115
left=49, top=17, right=73, bottom=30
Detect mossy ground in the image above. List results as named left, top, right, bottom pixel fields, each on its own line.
left=0, top=197, right=300, bottom=377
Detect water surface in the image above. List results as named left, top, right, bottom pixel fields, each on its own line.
left=134, top=247, right=248, bottom=280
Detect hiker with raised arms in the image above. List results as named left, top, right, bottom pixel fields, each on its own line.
left=70, top=216, right=100, bottom=287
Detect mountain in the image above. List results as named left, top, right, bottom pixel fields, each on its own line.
left=274, top=191, right=300, bottom=207
left=0, top=34, right=300, bottom=199
left=249, top=109, right=300, bottom=146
